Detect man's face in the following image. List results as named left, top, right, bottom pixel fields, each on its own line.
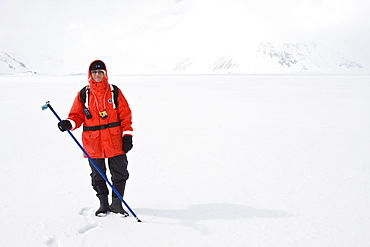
left=91, top=70, right=105, bottom=82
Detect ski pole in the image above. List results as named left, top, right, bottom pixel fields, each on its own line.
left=42, top=101, right=142, bottom=222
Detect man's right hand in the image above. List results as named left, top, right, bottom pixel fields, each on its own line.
left=58, top=120, right=72, bottom=132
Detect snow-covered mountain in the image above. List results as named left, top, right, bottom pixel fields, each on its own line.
left=0, top=52, right=35, bottom=75
left=150, top=42, right=367, bottom=74
left=0, top=42, right=368, bottom=75
left=253, top=42, right=364, bottom=74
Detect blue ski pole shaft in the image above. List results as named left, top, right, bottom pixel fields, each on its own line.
left=43, top=101, right=141, bottom=222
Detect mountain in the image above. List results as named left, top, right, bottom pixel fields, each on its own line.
left=252, top=42, right=364, bottom=74
left=0, top=52, right=36, bottom=75
left=155, top=42, right=367, bottom=74
left=0, top=42, right=368, bottom=75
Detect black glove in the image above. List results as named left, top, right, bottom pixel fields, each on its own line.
left=58, top=120, right=72, bottom=132
left=122, top=135, right=133, bottom=153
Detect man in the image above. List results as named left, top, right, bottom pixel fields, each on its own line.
left=58, top=60, right=133, bottom=217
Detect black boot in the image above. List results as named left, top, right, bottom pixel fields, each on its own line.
left=109, top=197, right=129, bottom=217
left=95, top=195, right=109, bottom=216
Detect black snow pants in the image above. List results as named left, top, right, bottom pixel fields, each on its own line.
left=88, top=154, right=129, bottom=198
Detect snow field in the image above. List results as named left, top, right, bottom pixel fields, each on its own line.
left=0, top=74, right=369, bottom=246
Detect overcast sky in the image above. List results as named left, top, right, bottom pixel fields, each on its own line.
left=1, top=0, right=369, bottom=73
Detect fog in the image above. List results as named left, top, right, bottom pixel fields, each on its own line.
left=1, top=0, right=369, bottom=73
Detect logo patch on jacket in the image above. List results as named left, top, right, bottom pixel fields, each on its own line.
left=108, top=99, right=113, bottom=104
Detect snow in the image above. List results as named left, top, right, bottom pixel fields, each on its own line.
left=1, top=74, right=370, bottom=246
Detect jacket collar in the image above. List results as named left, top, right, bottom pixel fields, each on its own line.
left=88, top=77, right=109, bottom=92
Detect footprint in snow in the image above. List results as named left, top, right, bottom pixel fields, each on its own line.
left=77, top=222, right=99, bottom=234
left=46, top=236, right=58, bottom=247
left=79, top=207, right=93, bottom=216
left=77, top=207, right=100, bottom=234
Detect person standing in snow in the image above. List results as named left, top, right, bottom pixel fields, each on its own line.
left=57, top=60, right=133, bottom=217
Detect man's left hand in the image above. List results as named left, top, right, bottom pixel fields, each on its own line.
left=122, top=135, right=133, bottom=153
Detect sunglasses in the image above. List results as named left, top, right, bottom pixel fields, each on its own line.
left=91, top=70, right=105, bottom=74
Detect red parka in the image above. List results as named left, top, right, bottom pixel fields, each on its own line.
left=67, top=61, right=133, bottom=158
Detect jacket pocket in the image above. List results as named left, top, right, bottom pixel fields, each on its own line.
left=82, top=131, right=102, bottom=155
left=109, top=127, right=122, bottom=151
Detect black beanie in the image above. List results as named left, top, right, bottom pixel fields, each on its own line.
left=90, top=60, right=106, bottom=71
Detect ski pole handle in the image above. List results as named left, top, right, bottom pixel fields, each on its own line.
left=42, top=101, right=62, bottom=122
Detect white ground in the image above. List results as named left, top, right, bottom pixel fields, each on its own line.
left=1, top=74, right=369, bottom=246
